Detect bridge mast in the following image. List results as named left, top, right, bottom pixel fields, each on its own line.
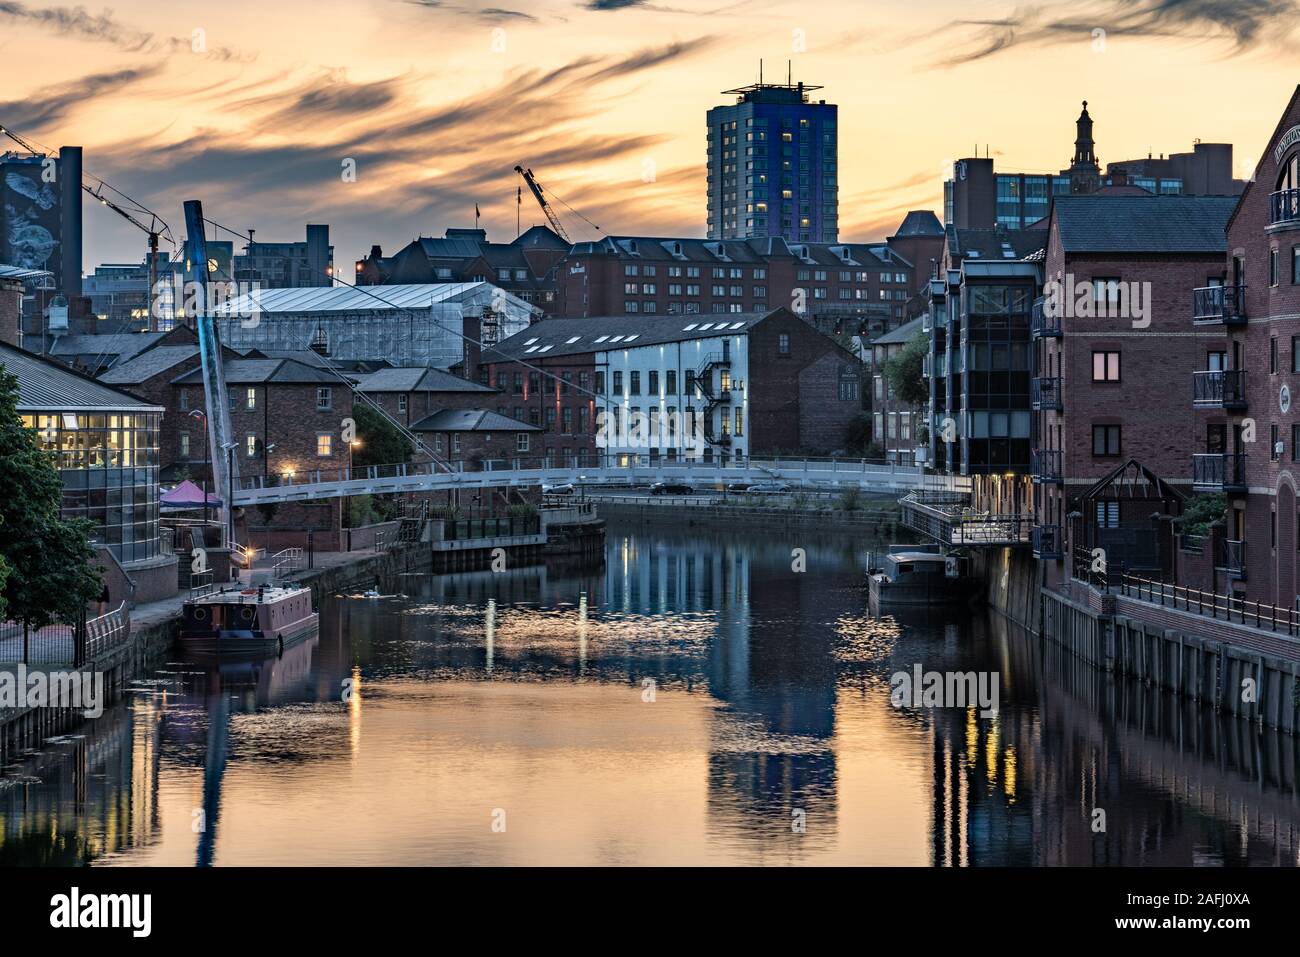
left=183, top=200, right=239, bottom=543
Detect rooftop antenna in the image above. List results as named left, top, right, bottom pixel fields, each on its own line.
left=759, top=58, right=763, bottom=85
left=787, top=60, right=792, bottom=86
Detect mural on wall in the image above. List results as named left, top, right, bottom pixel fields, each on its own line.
left=2, top=162, right=61, bottom=287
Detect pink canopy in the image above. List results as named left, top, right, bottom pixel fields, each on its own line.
left=160, top=479, right=222, bottom=509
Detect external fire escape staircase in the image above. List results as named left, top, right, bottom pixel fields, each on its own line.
left=694, top=344, right=734, bottom=452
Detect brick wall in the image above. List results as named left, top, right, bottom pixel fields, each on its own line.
left=0, top=280, right=20, bottom=348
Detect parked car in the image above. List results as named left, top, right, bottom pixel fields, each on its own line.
left=746, top=482, right=791, bottom=495
left=726, top=482, right=754, bottom=493
left=650, top=482, right=694, bottom=495
left=542, top=483, right=575, bottom=495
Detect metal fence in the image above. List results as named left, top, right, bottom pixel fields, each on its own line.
left=0, top=601, right=130, bottom=666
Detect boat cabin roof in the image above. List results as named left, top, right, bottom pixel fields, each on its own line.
left=191, top=585, right=310, bottom=605
left=888, top=552, right=947, bottom=564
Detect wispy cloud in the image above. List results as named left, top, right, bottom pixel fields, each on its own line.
left=0, top=66, right=162, bottom=134
left=0, top=1, right=255, bottom=61
left=403, top=0, right=540, bottom=23
left=933, top=0, right=1300, bottom=67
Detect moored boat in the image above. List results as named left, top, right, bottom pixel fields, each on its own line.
left=180, top=584, right=318, bottom=658
left=868, top=545, right=972, bottom=607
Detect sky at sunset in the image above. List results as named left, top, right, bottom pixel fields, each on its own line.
left=2, top=0, right=1298, bottom=271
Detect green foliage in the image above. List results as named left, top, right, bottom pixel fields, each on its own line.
left=0, top=370, right=101, bottom=626
left=881, top=330, right=929, bottom=408
left=1179, top=493, right=1227, bottom=538
left=843, top=413, right=872, bottom=454
left=353, top=402, right=413, bottom=469
left=838, top=486, right=862, bottom=512
left=507, top=503, right=538, bottom=519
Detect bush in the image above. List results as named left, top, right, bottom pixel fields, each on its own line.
left=1178, top=493, right=1226, bottom=537
left=838, top=486, right=862, bottom=512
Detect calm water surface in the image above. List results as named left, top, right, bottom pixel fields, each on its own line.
left=2, top=522, right=1298, bottom=866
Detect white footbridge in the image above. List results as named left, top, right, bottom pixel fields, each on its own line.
left=232, top=456, right=965, bottom=506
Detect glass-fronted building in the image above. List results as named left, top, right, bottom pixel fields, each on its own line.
left=2, top=342, right=164, bottom=565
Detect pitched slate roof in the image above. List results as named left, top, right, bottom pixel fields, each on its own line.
left=171, top=357, right=339, bottom=385
left=1052, top=195, right=1238, bottom=253
left=409, top=409, right=539, bottom=432
left=353, top=367, right=495, bottom=393
left=484, top=310, right=779, bottom=363
left=566, top=235, right=912, bottom=270
left=0, top=341, right=162, bottom=411
left=946, top=225, right=1047, bottom=262
left=99, top=344, right=200, bottom=384
left=48, top=331, right=169, bottom=364
left=0, top=264, right=51, bottom=282
left=872, top=315, right=927, bottom=346
left=891, top=210, right=945, bottom=237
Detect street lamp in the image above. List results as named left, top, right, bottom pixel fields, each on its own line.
left=221, top=441, right=238, bottom=557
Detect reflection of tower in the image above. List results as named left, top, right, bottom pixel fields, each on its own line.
left=1068, top=100, right=1101, bottom=195
left=703, top=538, right=844, bottom=855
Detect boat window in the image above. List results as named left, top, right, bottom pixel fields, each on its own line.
left=896, top=563, right=913, bottom=574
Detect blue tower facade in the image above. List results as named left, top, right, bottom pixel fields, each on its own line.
left=707, top=79, right=838, bottom=244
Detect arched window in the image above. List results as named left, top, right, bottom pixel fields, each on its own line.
left=1278, top=151, right=1299, bottom=192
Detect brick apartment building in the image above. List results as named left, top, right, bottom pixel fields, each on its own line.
left=1033, top=195, right=1237, bottom=581
left=481, top=308, right=863, bottom=465
left=1195, top=85, right=1300, bottom=607
left=167, top=356, right=354, bottom=549
left=871, top=316, right=926, bottom=464
left=556, top=224, right=940, bottom=335
left=353, top=366, right=502, bottom=428
left=355, top=226, right=568, bottom=315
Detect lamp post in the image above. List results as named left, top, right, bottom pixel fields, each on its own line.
left=221, top=441, right=238, bottom=559
left=189, top=408, right=208, bottom=523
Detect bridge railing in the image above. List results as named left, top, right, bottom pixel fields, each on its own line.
left=237, top=454, right=931, bottom=491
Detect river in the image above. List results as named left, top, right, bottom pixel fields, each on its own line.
left=1, top=521, right=1297, bottom=866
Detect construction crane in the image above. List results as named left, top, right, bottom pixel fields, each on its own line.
left=513, top=165, right=600, bottom=244
left=0, top=123, right=175, bottom=331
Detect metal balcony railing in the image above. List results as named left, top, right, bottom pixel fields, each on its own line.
left=1192, top=369, right=1247, bottom=409
left=1030, top=448, right=1063, bottom=484
left=1192, top=284, right=1246, bottom=325
left=1032, top=524, right=1064, bottom=559
left=1031, top=377, right=1063, bottom=411
left=1030, top=297, right=1060, bottom=338
left=1270, top=188, right=1300, bottom=226
left=1192, top=452, right=1248, bottom=493
left=1215, top=538, right=1246, bottom=579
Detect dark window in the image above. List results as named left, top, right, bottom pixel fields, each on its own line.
left=1293, top=246, right=1300, bottom=285
left=778, top=333, right=790, bottom=355
left=594, top=371, right=605, bottom=394
left=1271, top=249, right=1279, bottom=286
left=1273, top=423, right=1281, bottom=461
left=1091, top=351, right=1120, bottom=382
left=1293, top=423, right=1300, bottom=462
left=1092, top=425, right=1121, bottom=457
left=648, top=370, right=659, bottom=394
left=629, top=371, right=641, bottom=395
left=612, top=371, right=623, bottom=396
left=1096, top=502, right=1119, bottom=528
left=1271, top=336, right=1278, bottom=374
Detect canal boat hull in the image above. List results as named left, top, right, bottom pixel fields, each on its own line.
left=868, top=546, right=974, bottom=607
left=180, top=585, right=319, bottom=659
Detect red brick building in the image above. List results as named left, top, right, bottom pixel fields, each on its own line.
left=355, top=226, right=568, bottom=315
left=352, top=366, right=501, bottom=428
left=1197, top=86, right=1300, bottom=606
left=167, top=356, right=354, bottom=549
left=557, top=228, right=936, bottom=335
left=1033, top=195, right=1236, bottom=582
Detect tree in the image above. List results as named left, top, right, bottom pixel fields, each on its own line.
left=844, top=412, right=872, bottom=454
left=882, top=330, right=929, bottom=408
left=0, top=370, right=101, bottom=628
left=352, top=402, right=413, bottom=469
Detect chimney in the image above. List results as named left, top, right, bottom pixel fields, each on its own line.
left=58, top=146, right=82, bottom=303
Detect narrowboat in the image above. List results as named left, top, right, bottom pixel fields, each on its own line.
left=180, top=584, right=318, bottom=657
left=868, top=545, right=972, bottom=606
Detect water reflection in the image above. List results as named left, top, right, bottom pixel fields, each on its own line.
left=0, top=525, right=1298, bottom=865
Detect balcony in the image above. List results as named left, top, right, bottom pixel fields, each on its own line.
left=1270, top=188, right=1300, bottom=227
left=1192, top=452, right=1247, bottom=493
left=1215, top=538, right=1246, bottom=579
left=1032, top=524, right=1064, bottom=559
left=900, top=490, right=1032, bottom=547
left=1030, top=448, right=1063, bottom=485
left=1192, top=369, right=1247, bottom=410
left=1030, top=377, right=1063, bottom=411
left=1192, top=284, right=1246, bottom=325
left=1030, top=297, right=1060, bottom=338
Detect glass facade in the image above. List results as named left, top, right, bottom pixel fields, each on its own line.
left=22, top=411, right=163, bottom=564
